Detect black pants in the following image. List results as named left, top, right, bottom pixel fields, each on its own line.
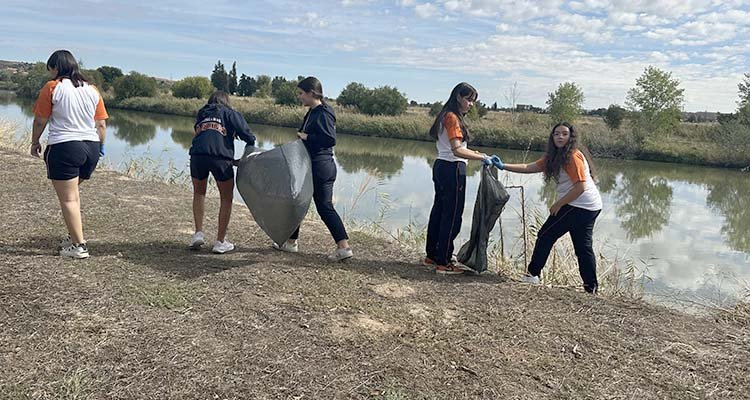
left=528, top=205, right=601, bottom=292
left=291, top=158, right=348, bottom=243
left=425, top=159, right=467, bottom=266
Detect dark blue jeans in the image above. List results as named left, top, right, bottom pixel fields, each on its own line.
left=425, top=159, right=467, bottom=266
left=528, top=205, right=601, bottom=292
left=291, top=158, right=348, bottom=243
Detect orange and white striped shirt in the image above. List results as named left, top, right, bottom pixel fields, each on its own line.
left=32, top=79, right=108, bottom=145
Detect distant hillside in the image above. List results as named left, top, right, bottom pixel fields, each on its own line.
left=0, top=60, right=34, bottom=74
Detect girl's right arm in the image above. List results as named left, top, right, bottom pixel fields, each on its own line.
left=503, top=162, right=543, bottom=174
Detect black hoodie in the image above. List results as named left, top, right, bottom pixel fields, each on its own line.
left=190, top=104, right=256, bottom=159
left=300, top=102, right=336, bottom=162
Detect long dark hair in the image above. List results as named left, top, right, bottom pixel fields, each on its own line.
left=297, top=76, right=325, bottom=104
left=208, top=91, right=231, bottom=107
left=46, top=50, right=89, bottom=88
left=429, top=82, right=477, bottom=142
left=543, top=122, right=596, bottom=183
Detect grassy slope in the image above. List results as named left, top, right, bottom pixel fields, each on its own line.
left=0, top=148, right=748, bottom=399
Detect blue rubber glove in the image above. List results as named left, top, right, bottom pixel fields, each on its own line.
left=482, top=156, right=492, bottom=166
left=99, top=143, right=105, bottom=157
left=491, top=155, right=504, bottom=170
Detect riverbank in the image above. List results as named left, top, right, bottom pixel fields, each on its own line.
left=1, top=143, right=748, bottom=397
left=106, top=94, right=750, bottom=170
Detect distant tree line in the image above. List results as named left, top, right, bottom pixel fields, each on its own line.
left=5, top=58, right=749, bottom=134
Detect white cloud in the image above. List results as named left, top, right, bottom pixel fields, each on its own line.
left=414, top=3, right=438, bottom=18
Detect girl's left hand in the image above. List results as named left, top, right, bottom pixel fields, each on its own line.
left=297, top=131, right=308, bottom=140
left=550, top=203, right=562, bottom=216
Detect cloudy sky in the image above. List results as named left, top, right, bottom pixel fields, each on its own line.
left=2, top=0, right=748, bottom=112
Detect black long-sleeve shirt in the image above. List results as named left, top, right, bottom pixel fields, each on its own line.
left=190, top=104, right=256, bottom=159
left=300, top=102, right=336, bottom=162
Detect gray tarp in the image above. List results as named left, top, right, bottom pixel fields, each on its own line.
left=236, top=140, right=313, bottom=245
left=457, top=165, right=510, bottom=273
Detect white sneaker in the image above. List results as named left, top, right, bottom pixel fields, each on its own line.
left=212, top=240, right=235, bottom=254
left=59, top=234, right=72, bottom=250
left=272, top=241, right=299, bottom=253
left=521, top=274, right=540, bottom=284
left=190, top=231, right=205, bottom=250
left=60, top=243, right=89, bottom=259
left=328, top=247, right=353, bottom=262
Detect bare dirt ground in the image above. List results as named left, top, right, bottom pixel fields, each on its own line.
left=0, top=148, right=748, bottom=399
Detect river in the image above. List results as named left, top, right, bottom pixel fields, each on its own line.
left=2, top=96, right=748, bottom=310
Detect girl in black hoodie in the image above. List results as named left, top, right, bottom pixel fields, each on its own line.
left=273, top=77, right=353, bottom=262
left=189, top=91, right=256, bottom=254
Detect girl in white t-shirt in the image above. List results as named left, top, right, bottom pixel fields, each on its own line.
left=424, top=82, right=492, bottom=275
left=495, top=122, right=602, bottom=293
left=30, top=50, right=108, bottom=259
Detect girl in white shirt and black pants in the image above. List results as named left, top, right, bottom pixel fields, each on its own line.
left=495, top=122, right=602, bottom=293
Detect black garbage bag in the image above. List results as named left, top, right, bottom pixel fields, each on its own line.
left=457, top=165, right=510, bottom=273
left=236, top=140, right=314, bottom=245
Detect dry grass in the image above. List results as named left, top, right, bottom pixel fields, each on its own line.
left=1, top=131, right=749, bottom=399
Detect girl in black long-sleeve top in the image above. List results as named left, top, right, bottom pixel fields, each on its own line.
left=189, top=91, right=255, bottom=254
left=273, top=77, right=353, bottom=262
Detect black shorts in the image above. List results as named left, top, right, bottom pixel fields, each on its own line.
left=190, top=155, right=234, bottom=182
left=44, top=140, right=100, bottom=181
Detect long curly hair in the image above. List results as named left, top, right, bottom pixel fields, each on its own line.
left=543, top=122, right=596, bottom=183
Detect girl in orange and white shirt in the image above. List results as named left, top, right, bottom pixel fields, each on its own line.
left=30, top=50, right=108, bottom=259
left=424, top=82, right=491, bottom=275
left=496, top=122, right=602, bottom=293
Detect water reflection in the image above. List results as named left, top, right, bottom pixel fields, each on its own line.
left=613, top=173, right=673, bottom=241
left=707, top=178, right=750, bottom=253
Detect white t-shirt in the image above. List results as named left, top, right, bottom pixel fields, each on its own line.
left=33, top=79, right=108, bottom=145
left=535, top=150, right=602, bottom=211
left=435, top=112, right=468, bottom=164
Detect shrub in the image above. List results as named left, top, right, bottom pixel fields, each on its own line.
left=172, top=76, right=213, bottom=99
left=359, top=86, right=408, bottom=116
left=428, top=102, right=443, bottom=117
left=274, top=80, right=300, bottom=106
left=13, top=62, right=49, bottom=99
left=114, top=72, right=158, bottom=100
left=97, top=66, right=123, bottom=90
left=337, top=82, right=368, bottom=108
left=603, top=104, right=627, bottom=130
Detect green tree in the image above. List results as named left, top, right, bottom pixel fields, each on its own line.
left=625, top=66, right=684, bottom=139
left=738, top=73, right=750, bottom=108
left=96, top=66, right=123, bottom=90
left=13, top=62, right=49, bottom=99
left=227, top=62, right=238, bottom=94
left=274, top=80, right=300, bottom=106
left=82, top=69, right=105, bottom=90
left=428, top=101, right=443, bottom=117
left=172, top=76, right=213, bottom=99
left=337, top=82, right=368, bottom=108
left=113, top=72, right=158, bottom=100
left=254, top=75, right=272, bottom=98
left=546, top=82, right=584, bottom=124
left=237, top=74, right=256, bottom=97
left=603, top=104, right=626, bottom=130
left=359, top=85, right=408, bottom=116
left=210, top=60, right=228, bottom=92
left=271, top=76, right=288, bottom=96
left=466, top=100, right=488, bottom=121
